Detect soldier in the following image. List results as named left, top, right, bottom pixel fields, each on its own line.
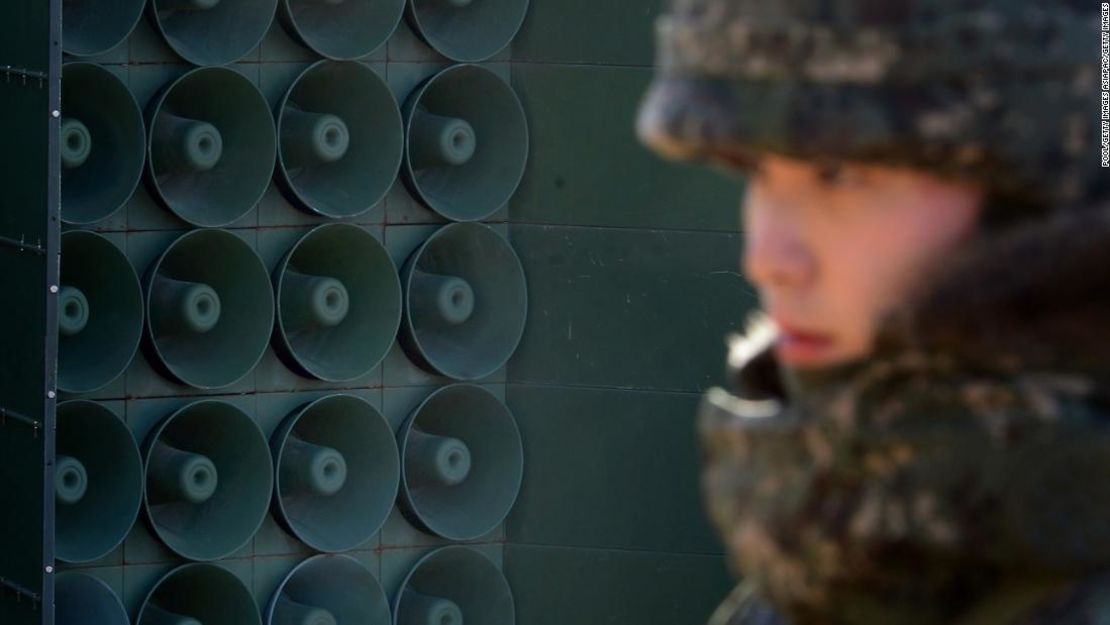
left=637, top=2, right=1110, bottom=624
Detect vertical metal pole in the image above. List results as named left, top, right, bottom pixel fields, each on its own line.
left=42, top=0, right=61, bottom=621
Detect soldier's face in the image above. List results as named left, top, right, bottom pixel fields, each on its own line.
left=741, top=155, right=984, bottom=368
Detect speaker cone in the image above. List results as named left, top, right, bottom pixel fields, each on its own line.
left=393, top=546, right=515, bottom=625
left=278, top=0, right=405, bottom=60
left=143, top=400, right=273, bottom=561
left=144, top=228, right=274, bottom=389
left=406, top=0, right=529, bottom=62
left=146, top=67, right=276, bottom=227
left=272, top=394, right=400, bottom=552
left=149, top=0, right=278, bottom=66
left=56, top=401, right=143, bottom=563
left=273, top=223, right=402, bottom=382
left=400, top=223, right=527, bottom=381
left=276, top=61, right=403, bottom=219
left=265, top=554, right=391, bottom=625
left=59, top=230, right=144, bottom=394
left=401, top=64, right=528, bottom=222
left=397, top=384, right=523, bottom=541
left=62, top=0, right=145, bottom=58
left=56, top=572, right=129, bottom=625
left=138, top=563, right=262, bottom=625
left=61, top=63, right=146, bottom=225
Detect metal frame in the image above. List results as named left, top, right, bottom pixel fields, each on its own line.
left=44, top=0, right=62, bottom=620
left=0, top=0, right=59, bottom=623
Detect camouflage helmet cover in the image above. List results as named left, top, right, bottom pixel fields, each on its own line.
left=637, top=0, right=1105, bottom=208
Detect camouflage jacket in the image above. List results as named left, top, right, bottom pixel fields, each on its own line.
left=699, top=203, right=1110, bottom=625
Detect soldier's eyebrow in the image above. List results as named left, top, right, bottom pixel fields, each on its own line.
left=814, top=161, right=874, bottom=187
left=816, top=161, right=844, bottom=183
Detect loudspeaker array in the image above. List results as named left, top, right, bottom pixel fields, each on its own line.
left=58, top=1, right=530, bottom=623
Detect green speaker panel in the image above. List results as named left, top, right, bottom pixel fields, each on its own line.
left=60, top=63, right=145, bottom=225
left=3, top=2, right=736, bottom=625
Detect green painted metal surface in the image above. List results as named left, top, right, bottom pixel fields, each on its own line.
left=511, top=64, right=742, bottom=232
left=505, top=385, right=720, bottom=554
left=506, top=546, right=732, bottom=625
left=3, top=1, right=744, bottom=623
left=508, top=225, right=752, bottom=391
left=512, top=1, right=657, bottom=65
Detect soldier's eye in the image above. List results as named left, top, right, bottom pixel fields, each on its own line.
left=815, top=162, right=870, bottom=188
left=816, top=162, right=841, bottom=182
left=737, top=159, right=762, bottom=182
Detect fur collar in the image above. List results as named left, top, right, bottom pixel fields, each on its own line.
left=874, top=201, right=1110, bottom=384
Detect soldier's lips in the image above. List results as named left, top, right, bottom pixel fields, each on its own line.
left=773, top=324, right=835, bottom=365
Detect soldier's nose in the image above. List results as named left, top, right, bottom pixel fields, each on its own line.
left=742, top=188, right=816, bottom=290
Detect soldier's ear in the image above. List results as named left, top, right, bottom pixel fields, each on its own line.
left=975, top=190, right=1051, bottom=234
left=707, top=152, right=763, bottom=182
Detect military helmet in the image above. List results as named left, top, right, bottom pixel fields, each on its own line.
left=637, top=0, right=1106, bottom=212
